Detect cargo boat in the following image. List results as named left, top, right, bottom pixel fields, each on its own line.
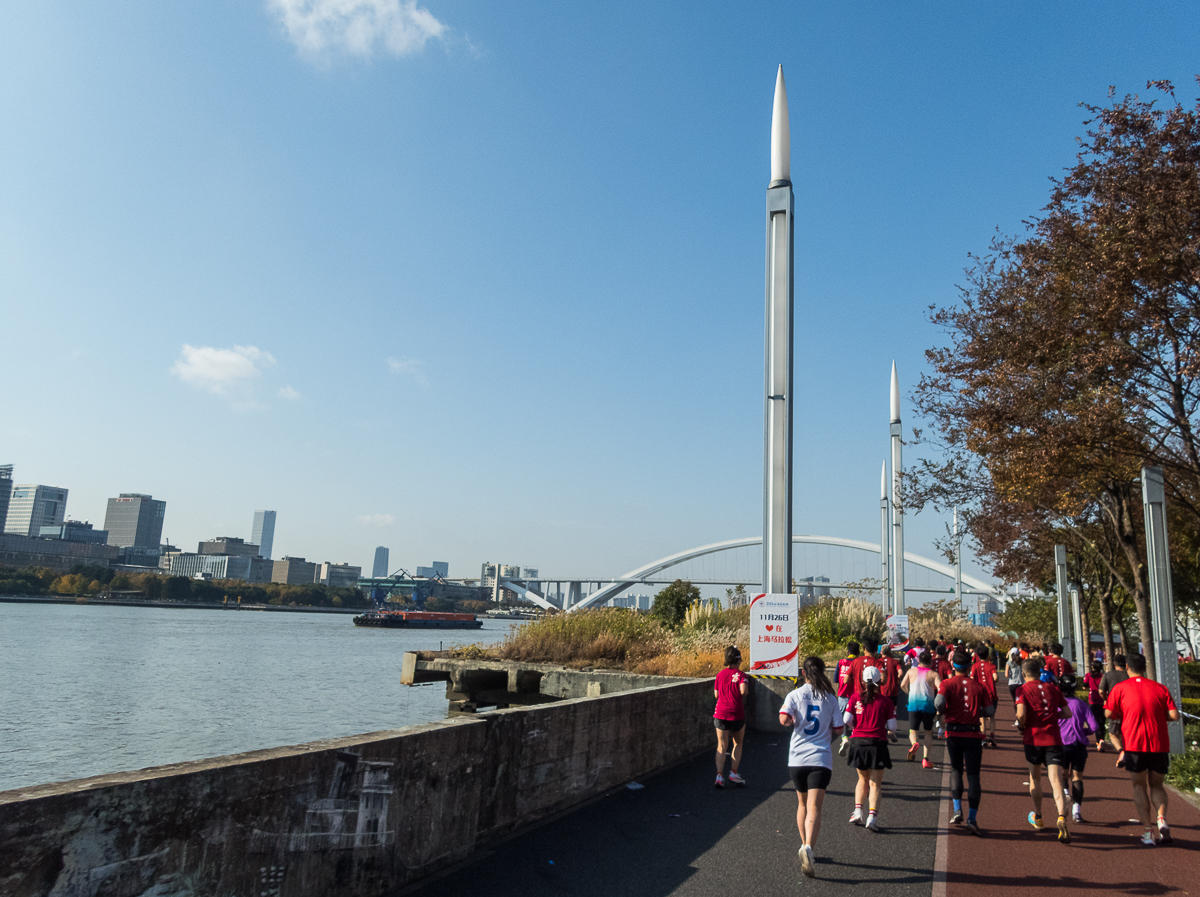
left=352, top=609, right=483, bottom=629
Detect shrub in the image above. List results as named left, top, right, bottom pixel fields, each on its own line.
left=496, top=608, right=669, bottom=667
left=651, top=580, right=700, bottom=628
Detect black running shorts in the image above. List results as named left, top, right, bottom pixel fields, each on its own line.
left=847, top=737, right=892, bottom=770
left=1123, top=750, right=1169, bottom=775
left=789, top=765, right=833, bottom=792
left=1023, top=744, right=1065, bottom=767
left=1061, top=743, right=1088, bottom=773
left=714, top=717, right=745, bottom=732
left=910, top=711, right=935, bottom=731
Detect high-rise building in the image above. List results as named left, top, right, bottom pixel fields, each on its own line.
left=252, top=511, right=276, bottom=560
left=103, top=494, right=166, bottom=548
left=199, top=537, right=260, bottom=557
left=4, top=484, right=69, bottom=538
left=415, top=562, right=450, bottom=579
left=372, top=546, right=389, bottom=578
left=0, top=466, right=12, bottom=531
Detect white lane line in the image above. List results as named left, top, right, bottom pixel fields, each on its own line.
left=931, top=742, right=952, bottom=897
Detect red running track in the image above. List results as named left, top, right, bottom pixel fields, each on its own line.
left=943, top=697, right=1200, bottom=896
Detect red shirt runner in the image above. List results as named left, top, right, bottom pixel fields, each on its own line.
left=836, top=656, right=858, bottom=698
left=713, top=667, right=745, bottom=721
left=846, top=692, right=896, bottom=739
left=1015, top=680, right=1065, bottom=746
left=969, top=660, right=998, bottom=704
left=845, top=655, right=879, bottom=696
left=879, top=655, right=902, bottom=700
left=1105, top=676, right=1177, bottom=753
left=938, top=675, right=985, bottom=738
left=1043, top=655, right=1074, bottom=681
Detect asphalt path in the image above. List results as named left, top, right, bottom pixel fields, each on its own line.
left=409, top=726, right=944, bottom=896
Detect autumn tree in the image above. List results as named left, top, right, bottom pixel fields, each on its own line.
left=911, top=79, right=1200, bottom=680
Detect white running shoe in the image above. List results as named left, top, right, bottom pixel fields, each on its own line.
left=849, top=808, right=864, bottom=825
left=1071, top=803, right=1082, bottom=824
left=1141, top=830, right=1157, bottom=846
left=838, top=737, right=849, bottom=757
left=1158, top=819, right=1172, bottom=844
left=865, top=813, right=880, bottom=832
left=727, top=771, right=746, bottom=786
left=714, top=774, right=725, bottom=789
left=799, top=845, right=815, bottom=878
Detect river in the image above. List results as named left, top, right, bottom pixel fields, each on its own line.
left=0, top=602, right=521, bottom=793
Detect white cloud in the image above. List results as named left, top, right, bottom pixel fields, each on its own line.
left=278, top=385, right=301, bottom=400
left=358, top=513, right=396, bottom=527
left=269, top=0, right=446, bottom=58
left=171, top=345, right=275, bottom=395
left=387, top=356, right=428, bottom=386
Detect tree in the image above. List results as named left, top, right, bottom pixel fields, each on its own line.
left=994, top=595, right=1058, bottom=639
left=651, top=579, right=700, bottom=628
left=912, top=79, right=1200, bottom=680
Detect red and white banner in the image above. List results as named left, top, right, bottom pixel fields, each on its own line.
left=749, top=592, right=799, bottom=675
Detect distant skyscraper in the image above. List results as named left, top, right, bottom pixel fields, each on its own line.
left=0, top=466, right=12, bottom=531
left=103, top=494, right=166, bottom=548
left=5, top=484, right=69, bottom=538
left=372, top=546, right=389, bottom=577
left=252, top=511, right=276, bottom=560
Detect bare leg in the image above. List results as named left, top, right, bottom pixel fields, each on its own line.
left=1149, top=771, right=1169, bottom=822
left=715, top=728, right=730, bottom=776
left=1046, top=765, right=1069, bottom=817
left=729, top=727, right=745, bottom=773
left=795, top=790, right=807, bottom=839
left=868, top=769, right=884, bottom=812
left=805, top=789, right=825, bottom=847
left=1027, top=764, right=1043, bottom=818
left=1130, top=770, right=1153, bottom=827
left=855, top=769, right=870, bottom=808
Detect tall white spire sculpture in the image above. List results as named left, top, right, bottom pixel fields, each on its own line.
left=763, top=64, right=794, bottom=595
left=880, top=462, right=890, bottom=610
left=890, top=362, right=905, bottom=613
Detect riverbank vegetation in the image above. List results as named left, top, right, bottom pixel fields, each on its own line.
left=0, top=563, right=369, bottom=609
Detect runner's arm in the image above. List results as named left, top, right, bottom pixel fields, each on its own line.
left=779, top=712, right=794, bottom=726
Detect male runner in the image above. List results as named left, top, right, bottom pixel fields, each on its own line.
left=879, top=646, right=903, bottom=743
left=1105, top=654, right=1180, bottom=845
left=900, top=650, right=940, bottom=768
left=936, top=651, right=991, bottom=835
left=1100, top=654, right=1129, bottom=763
left=835, top=641, right=862, bottom=756
left=1043, top=643, right=1075, bottom=683
left=1015, top=658, right=1072, bottom=843
left=970, top=646, right=999, bottom=747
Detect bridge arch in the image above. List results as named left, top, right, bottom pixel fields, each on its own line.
left=527, top=535, right=998, bottom=611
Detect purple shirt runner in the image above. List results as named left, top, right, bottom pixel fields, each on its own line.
left=1059, top=696, right=1097, bottom=746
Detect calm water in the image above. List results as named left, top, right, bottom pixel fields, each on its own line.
left=0, top=603, right=519, bottom=792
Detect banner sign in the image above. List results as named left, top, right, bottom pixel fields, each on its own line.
left=749, top=592, right=799, bottom=675
left=885, top=614, right=910, bottom=651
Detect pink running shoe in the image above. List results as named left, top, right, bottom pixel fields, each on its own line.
left=922, top=758, right=934, bottom=770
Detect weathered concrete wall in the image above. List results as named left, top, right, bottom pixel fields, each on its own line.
left=0, top=679, right=715, bottom=897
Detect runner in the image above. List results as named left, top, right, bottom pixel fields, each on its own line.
left=1005, top=646, right=1024, bottom=728
left=1100, top=654, right=1130, bottom=764
left=843, top=665, right=896, bottom=832
left=1104, top=653, right=1180, bottom=845
left=1057, top=673, right=1097, bottom=823
left=1043, top=643, right=1075, bottom=683
left=712, top=646, right=747, bottom=788
left=933, top=645, right=954, bottom=737
left=779, top=656, right=843, bottom=878
left=1082, top=661, right=1107, bottom=752
left=835, top=641, right=861, bottom=756
left=970, top=645, right=999, bottom=747
left=900, top=649, right=940, bottom=768
left=936, top=651, right=991, bottom=836
left=1015, top=657, right=1072, bottom=843
left=879, top=646, right=903, bottom=742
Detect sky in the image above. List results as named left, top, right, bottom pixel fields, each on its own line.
left=3, top=2, right=1199, bottom=594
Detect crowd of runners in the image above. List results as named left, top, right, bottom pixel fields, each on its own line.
left=711, top=635, right=1182, bottom=879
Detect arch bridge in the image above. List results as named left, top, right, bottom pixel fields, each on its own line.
left=499, top=535, right=999, bottom=612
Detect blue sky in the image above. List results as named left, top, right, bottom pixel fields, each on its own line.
left=3, top=2, right=1198, bottom=591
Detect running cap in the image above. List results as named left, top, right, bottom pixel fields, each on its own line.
left=861, top=666, right=882, bottom=684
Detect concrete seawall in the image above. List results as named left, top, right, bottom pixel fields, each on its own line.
left=0, top=678, right=716, bottom=897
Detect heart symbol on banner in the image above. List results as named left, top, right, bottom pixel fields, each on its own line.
left=765, top=625, right=774, bottom=632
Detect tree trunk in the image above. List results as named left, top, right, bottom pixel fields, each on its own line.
left=1112, top=486, right=1156, bottom=680
left=1116, top=594, right=1133, bottom=660
left=1097, top=584, right=1116, bottom=672
left=1078, top=580, right=1093, bottom=666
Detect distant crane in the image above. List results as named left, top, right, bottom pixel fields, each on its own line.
left=368, top=569, right=448, bottom=611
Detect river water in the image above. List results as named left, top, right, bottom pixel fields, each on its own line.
left=0, top=602, right=520, bottom=793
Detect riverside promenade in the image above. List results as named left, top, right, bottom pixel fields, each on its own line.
left=415, top=700, right=1199, bottom=896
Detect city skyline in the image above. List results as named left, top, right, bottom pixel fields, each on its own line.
left=3, top=4, right=1199, bottom=587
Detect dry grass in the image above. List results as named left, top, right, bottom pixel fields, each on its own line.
left=908, top=610, right=1005, bottom=646
left=485, top=608, right=669, bottom=668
